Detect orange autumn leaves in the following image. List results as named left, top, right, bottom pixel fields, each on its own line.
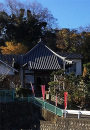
left=0, top=42, right=28, bottom=54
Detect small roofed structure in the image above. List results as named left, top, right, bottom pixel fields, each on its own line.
left=22, top=41, right=74, bottom=95
left=0, top=59, right=18, bottom=89
left=0, top=41, right=83, bottom=95
left=0, top=59, right=18, bottom=75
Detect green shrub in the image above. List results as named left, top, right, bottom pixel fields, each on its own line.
left=16, top=87, right=32, bottom=97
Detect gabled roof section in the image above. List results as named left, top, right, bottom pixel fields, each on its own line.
left=57, top=52, right=83, bottom=59
left=0, top=59, right=18, bottom=72
left=23, top=41, right=73, bottom=70
left=23, top=41, right=63, bottom=70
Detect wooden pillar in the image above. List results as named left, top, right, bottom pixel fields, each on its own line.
left=34, top=75, right=37, bottom=94
left=21, top=67, right=24, bottom=87
left=21, top=55, right=24, bottom=88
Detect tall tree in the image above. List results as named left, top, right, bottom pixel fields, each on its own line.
left=80, top=32, right=90, bottom=63
left=56, top=28, right=81, bottom=53
left=0, top=0, right=57, bottom=49
left=56, top=29, right=71, bottom=52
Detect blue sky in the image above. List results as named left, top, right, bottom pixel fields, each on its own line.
left=34, top=0, right=90, bottom=29
left=1, top=0, right=90, bottom=29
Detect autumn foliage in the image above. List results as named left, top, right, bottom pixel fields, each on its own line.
left=83, top=67, right=87, bottom=77
left=0, top=42, right=28, bottom=54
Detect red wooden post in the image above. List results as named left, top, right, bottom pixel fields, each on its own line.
left=64, top=92, right=68, bottom=109
left=31, top=82, right=35, bottom=97
left=41, top=85, right=45, bottom=101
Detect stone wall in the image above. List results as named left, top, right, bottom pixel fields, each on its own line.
left=40, top=118, right=90, bottom=130
left=41, top=108, right=90, bottom=130
left=0, top=102, right=90, bottom=130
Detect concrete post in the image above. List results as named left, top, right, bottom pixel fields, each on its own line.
left=63, top=59, right=65, bottom=90
left=65, top=109, right=67, bottom=118
left=78, top=111, right=81, bottom=119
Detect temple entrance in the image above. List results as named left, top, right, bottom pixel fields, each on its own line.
left=35, top=74, right=50, bottom=97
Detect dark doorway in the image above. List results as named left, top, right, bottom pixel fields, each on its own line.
left=36, top=76, right=50, bottom=97
left=36, top=77, right=42, bottom=96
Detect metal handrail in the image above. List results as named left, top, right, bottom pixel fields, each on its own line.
left=28, top=96, right=63, bottom=117
left=0, top=90, right=14, bottom=103
left=63, top=109, right=90, bottom=119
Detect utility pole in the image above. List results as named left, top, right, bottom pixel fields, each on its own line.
left=63, top=58, right=66, bottom=90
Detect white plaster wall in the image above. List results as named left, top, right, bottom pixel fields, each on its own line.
left=66, top=59, right=82, bottom=75
left=74, top=59, right=82, bottom=75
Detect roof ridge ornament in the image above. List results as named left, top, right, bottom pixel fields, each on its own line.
left=38, top=38, right=45, bottom=45
left=38, top=38, right=42, bottom=43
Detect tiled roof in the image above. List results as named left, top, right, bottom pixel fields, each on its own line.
left=57, top=52, right=83, bottom=59
left=23, top=41, right=63, bottom=70
left=0, top=59, right=18, bottom=72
